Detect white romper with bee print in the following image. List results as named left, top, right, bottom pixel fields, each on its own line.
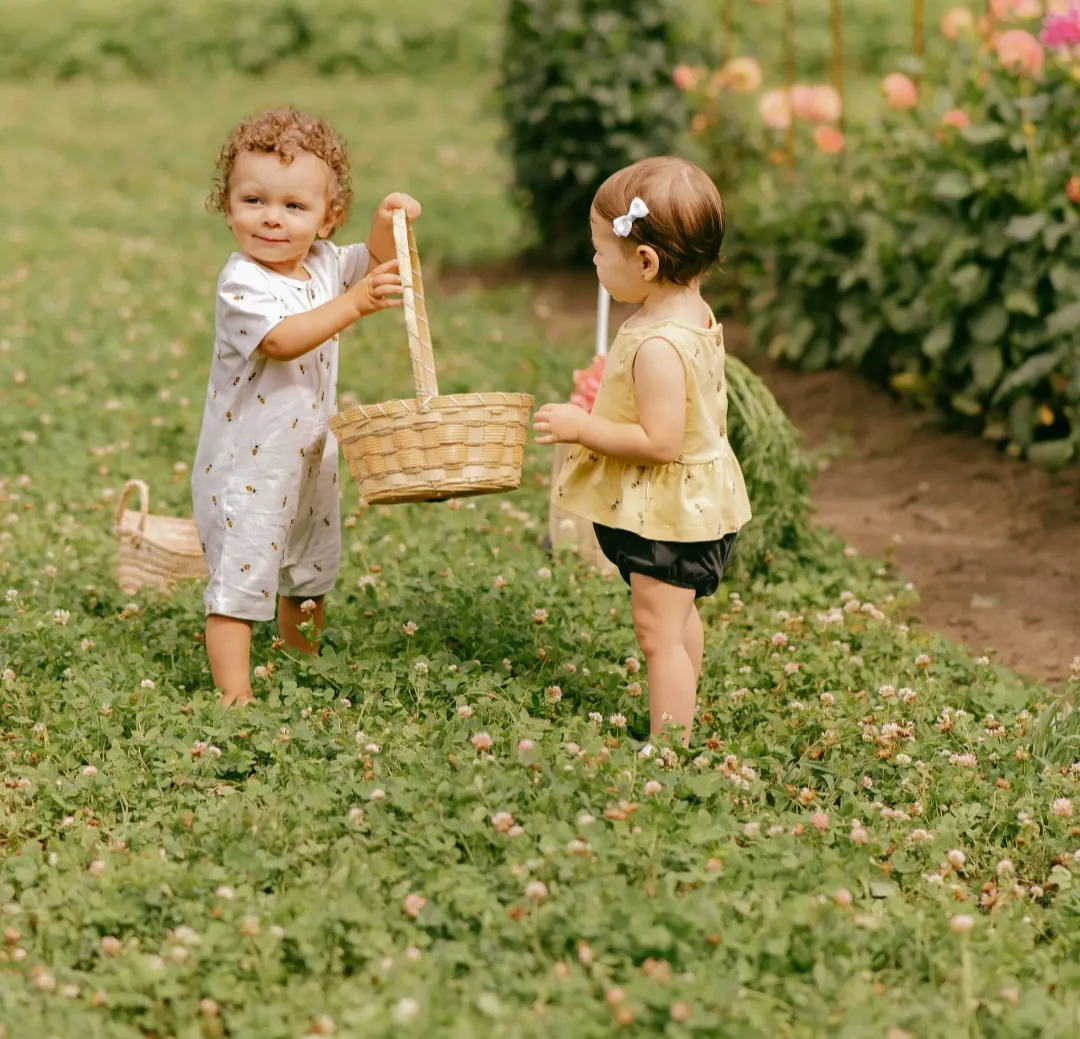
left=192, top=239, right=369, bottom=621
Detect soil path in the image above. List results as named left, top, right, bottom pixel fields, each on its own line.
left=439, top=264, right=1080, bottom=684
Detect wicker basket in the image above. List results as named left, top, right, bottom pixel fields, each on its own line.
left=330, top=210, right=534, bottom=505
left=113, top=479, right=207, bottom=595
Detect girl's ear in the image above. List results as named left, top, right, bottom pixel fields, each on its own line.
left=637, top=244, right=661, bottom=282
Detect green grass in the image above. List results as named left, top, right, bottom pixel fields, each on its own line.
left=2, top=70, right=1080, bottom=1039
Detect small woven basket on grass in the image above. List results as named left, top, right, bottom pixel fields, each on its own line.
left=113, top=479, right=207, bottom=595
left=330, top=210, right=534, bottom=505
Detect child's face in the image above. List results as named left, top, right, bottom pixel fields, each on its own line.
left=226, top=149, right=335, bottom=275
left=590, top=209, right=654, bottom=304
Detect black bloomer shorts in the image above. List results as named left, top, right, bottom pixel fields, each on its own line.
left=593, top=524, right=738, bottom=600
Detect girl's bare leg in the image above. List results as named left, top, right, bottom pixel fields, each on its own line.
left=206, top=614, right=255, bottom=708
left=278, top=594, right=324, bottom=656
left=630, top=574, right=698, bottom=747
left=684, top=603, right=704, bottom=685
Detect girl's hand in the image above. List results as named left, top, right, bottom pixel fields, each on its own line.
left=533, top=402, right=588, bottom=445
left=349, top=258, right=404, bottom=317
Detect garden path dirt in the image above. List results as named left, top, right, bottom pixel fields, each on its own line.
left=440, top=263, right=1080, bottom=684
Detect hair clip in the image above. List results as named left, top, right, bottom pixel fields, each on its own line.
left=612, top=197, right=649, bottom=237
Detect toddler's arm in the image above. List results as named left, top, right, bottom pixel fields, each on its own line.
left=534, top=338, right=686, bottom=465
left=259, top=260, right=402, bottom=362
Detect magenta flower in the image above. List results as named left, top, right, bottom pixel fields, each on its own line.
left=1041, top=2, right=1080, bottom=52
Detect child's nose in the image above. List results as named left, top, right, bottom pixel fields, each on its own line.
left=263, top=207, right=283, bottom=226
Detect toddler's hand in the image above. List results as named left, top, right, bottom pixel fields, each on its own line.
left=533, top=402, right=588, bottom=445
left=376, top=193, right=422, bottom=225
left=350, top=259, right=404, bottom=317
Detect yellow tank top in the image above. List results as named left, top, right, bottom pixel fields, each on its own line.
left=554, top=316, right=752, bottom=542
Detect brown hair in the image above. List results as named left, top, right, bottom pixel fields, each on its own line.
left=207, top=107, right=353, bottom=236
left=593, top=157, right=725, bottom=286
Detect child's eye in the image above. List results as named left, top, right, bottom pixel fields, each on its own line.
left=244, top=197, right=260, bottom=205
left=286, top=202, right=304, bottom=210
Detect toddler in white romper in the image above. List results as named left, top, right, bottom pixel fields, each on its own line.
left=193, top=241, right=364, bottom=620
left=193, top=106, right=421, bottom=706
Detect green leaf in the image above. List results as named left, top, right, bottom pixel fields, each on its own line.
left=961, top=123, right=1007, bottom=145
left=971, top=348, right=1003, bottom=391
left=869, top=879, right=898, bottom=899
left=994, top=348, right=1066, bottom=400
left=951, top=393, right=983, bottom=417
left=1008, top=395, right=1036, bottom=448
left=922, top=322, right=953, bottom=361
left=1028, top=439, right=1076, bottom=469
left=1046, top=300, right=1080, bottom=338
left=1005, top=213, right=1048, bottom=242
left=1004, top=289, right=1039, bottom=316
left=969, top=304, right=1008, bottom=344
left=931, top=171, right=972, bottom=201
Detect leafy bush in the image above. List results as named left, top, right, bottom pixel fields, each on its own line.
left=499, top=0, right=686, bottom=264
left=0, top=0, right=499, bottom=79
left=693, top=10, right=1080, bottom=466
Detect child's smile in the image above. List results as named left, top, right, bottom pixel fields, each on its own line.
left=226, top=149, right=335, bottom=278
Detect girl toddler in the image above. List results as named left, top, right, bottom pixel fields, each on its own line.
left=534, top=156, right=752, bottom=747
left=192, top=107, right=421, bottom=706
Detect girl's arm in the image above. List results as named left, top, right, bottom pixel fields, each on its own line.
left=534, top=337, right=687, bottom=465
left=260, top=260, right=402, bottom=362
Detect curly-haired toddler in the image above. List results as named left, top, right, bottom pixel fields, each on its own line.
left=192, top=106, right=421, bottom=707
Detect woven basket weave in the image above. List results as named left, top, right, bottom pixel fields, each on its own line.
left=114, top=479, right=207, bottom=595
left=330, top=210, right=534, bottom=505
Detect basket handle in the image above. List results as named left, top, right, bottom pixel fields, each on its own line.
left=393, top=208, right=439, bottom=399
left=114, top=479, right=149, bottom=533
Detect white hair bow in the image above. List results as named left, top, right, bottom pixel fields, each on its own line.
left=612, top=197, right=649, bottom=237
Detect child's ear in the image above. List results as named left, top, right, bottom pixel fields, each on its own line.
left=637, top=245, right=660, bottom=282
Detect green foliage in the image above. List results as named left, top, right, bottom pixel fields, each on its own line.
left=724, top=357, right=826, bottom=572
left=499, top=0, right=686, bottom=264
left=0, top=0, right=499, bottom=79
left=723, top=34, right=1080, bottom=466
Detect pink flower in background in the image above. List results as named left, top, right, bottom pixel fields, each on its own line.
left=570, top=355, right=605, bottom=412
left=941, top=6, right=976, bottom=38
left=941, top=108, right=971, bottom=129
left=809, top=84, right=843, bottom=123
left=759, top=88, right=793, bottom=130
left=881, top=72, right=919, bottom=109
left=1041, top=2, right=1080, bottom=51
left=813, top=125, right=845, bottom=155
left=996, top=28, right=1045, bottom=74
left=1067, top=175, right=1080, bottom=203
left=673, top=65, right=698, bottom=91
left=721, top=56, right=764, bottom=94
left=790, top=84, right=816, bottom=120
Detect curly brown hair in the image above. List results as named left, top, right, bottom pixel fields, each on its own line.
left=208, top=107, right=353, bottom=236
left=593, top=157, right=725, bottom=287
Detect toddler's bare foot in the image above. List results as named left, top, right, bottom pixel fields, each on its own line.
left=219, top=689, right=255, bottom=708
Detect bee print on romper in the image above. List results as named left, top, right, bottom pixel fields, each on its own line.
left=258, top=395, right=265, bottom=404
left=251, top=445, right=259, bottom=457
